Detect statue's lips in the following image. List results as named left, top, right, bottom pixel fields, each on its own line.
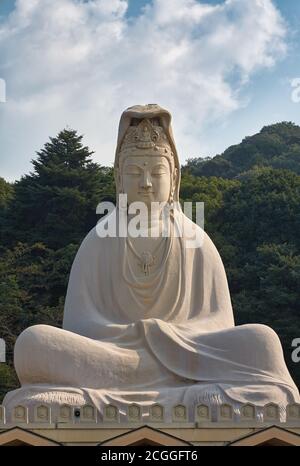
left=138, top=191, right=154, bottom=195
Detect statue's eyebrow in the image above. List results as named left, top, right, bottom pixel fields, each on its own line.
left=152, top=163, right=167, bottom=168
left=124, top=163, right=142, bottom=170
left=151, top=163, right=168, bottom=171
left=124, top=161, right=168, bottom=170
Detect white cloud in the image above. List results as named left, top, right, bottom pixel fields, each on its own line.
left=0, top=0, right=286, bottom=180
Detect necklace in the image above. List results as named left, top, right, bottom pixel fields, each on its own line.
left=126, top=236, right=169, bottom=276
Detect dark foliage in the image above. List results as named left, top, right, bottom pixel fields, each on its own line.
left=0, top=123, right=299, bottom=400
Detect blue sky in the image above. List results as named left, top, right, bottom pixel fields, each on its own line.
left=201, top=0, right=300, bottom=154
left=1, top=0, right=300, bottom=181
left=0, top=0, right=151, bottom=18
left=0, top=0, right=14, bottom=16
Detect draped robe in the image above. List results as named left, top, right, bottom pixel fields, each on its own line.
left=4, top=210, right=299, bottom=421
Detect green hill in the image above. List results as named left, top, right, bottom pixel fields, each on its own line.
left=184, top=122, right=300, bottom=178
left=1, top=124, right=300, bottom=400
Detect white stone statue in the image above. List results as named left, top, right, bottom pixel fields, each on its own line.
left=3, top=104, right=299, bottom=421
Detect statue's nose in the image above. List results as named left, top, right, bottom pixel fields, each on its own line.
left=140, top=171, right=152, bottom=189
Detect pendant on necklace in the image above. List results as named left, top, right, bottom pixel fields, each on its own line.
left=140, top=251, right=155, bottom=276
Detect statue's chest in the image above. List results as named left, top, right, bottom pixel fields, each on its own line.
left=103, top=235, right=187, bottom=322
left=126, top=236, right=171, bottom=277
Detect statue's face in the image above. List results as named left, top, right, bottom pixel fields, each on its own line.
left=122, top=155, right=172, bottom=206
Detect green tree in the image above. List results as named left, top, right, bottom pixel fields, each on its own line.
left=4, top=129, right=113, bottom=249
left=219, top=167, right=300, bottom=256
left=0, top=177, right=14, bottom=249
left=1, top=123, right=300, bottom=398
left=184, top=122, right=300, bottom=178
left=0, top=177, right=13, bottom=209
left=0, top=242, right=77, bottom=401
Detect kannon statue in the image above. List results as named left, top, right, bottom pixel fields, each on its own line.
left=4, top=104, right=299, bottom=421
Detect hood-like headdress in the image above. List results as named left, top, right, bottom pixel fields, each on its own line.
left=114, top=104, right=181, bottom=202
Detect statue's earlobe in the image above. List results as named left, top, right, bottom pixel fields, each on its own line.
left=173, top=168, right=178, bottom=197
left=174, top=167, right=178, bottom=184
left=169, top=168, right=178, bottom=205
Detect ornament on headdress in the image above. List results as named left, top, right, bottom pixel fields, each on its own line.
left=119, top=118, right=172, bottom=155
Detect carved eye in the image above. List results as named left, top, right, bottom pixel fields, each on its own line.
left=125, top=165, right=141, bottom=176
left=152, top=165, right=167, bottom=176
left=126, top=171, right=140, bottom=176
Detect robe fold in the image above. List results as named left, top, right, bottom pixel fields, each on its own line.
left=4, top=210, right=299, bottom=421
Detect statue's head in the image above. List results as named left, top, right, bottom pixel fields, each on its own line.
left=114, top=104, right=180, bottom=207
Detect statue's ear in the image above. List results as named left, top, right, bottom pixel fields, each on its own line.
left=173, top=167, right=178, bottom=186
left=169, top=167, right=178, bottom=203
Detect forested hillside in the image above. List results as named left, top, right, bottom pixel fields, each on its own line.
left=0, top=123, right=299, bottom=400
left=184, top=122, right=300, bottom=178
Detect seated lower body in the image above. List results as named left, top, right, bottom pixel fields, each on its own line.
left=3, top=322, right=299, bottom=422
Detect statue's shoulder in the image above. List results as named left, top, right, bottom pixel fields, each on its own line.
left=83, top=223, right=114, bottom=245
left=179, top=213, right=223, bottom=260
left=76, top=221, right=114, bottom=258
left=178, top=212, right=208, bottom=246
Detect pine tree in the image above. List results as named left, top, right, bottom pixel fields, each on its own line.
left=0, top=177, right=14, bottom=209
left=5, top=129, right=109, bottom=249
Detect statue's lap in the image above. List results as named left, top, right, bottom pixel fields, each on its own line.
left=13, top=322, right=285, bottom=387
